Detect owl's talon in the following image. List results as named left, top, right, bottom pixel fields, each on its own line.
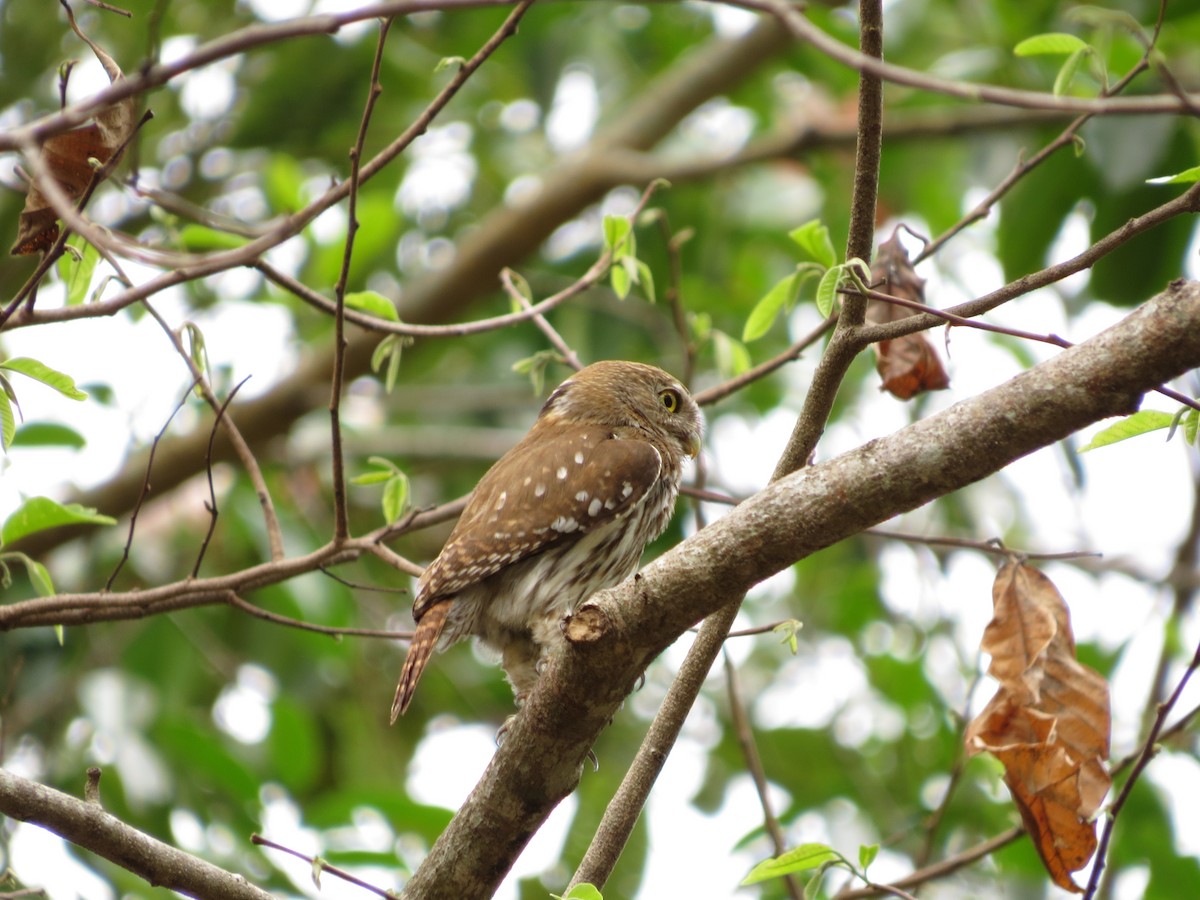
left=634, top=672, right=646, bottom=692
left=496, top=714, right=518, bottom=746
left=585, top=749, right=599, bottom=772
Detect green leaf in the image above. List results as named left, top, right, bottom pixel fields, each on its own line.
left=611, top=262, right=631, bottom=300
left=556, top=885, right=604, bottom=900
left=344, top=290, right=400, bottom=322
left=603, top=215, right=631, bottom=254
left=351, top=470, right=393, bottom=486
left=0, top=358, right=87, bottom=401
left=1, top=497, right=116, bottom=546
left=57, top=237, right=100, bottom=306
left=1079, top=410, right=1175, bottom=452
left=177, top=224, right=248, bottom=252
left=1014, top=33, right=1089, bottom=56
left=506, top=270, right=534, bottom=312
left=1185, top=408, right=1199, bottom=445
left=743, top=273, right=799, bottom=342
left=712, top=330, right=751, bottom=379
left=1147, top=165, right=1200, bottom=185
left=634, top=259, right=655, bottom=303
left=788, top=220, right=837, bottom=268
left=0, top=387, right=15, bottom=452
left=382, top=471, right=410, bottom=525
left=0, top=552, right=56, bottom=596
left=511, top=350, right=559, bottom=395
left=773, top=618, right=803, bottom=655
left=741, top=844, right=841, bottom=885
left=858, top=843, right=879, bottom=872
left=370, top=335, right=410, bottom=394
left=12, top=421, right=86, bottom=449
left=1053, top=45, right=1092, bottom=96
left=181, top=323, right=210, bottom=389
left=815, top=265, right=842, bottom=318
left=434, top=55, right=466, bottom=73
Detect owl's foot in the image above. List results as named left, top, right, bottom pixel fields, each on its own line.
left=496, top=713, right=518, bottom=746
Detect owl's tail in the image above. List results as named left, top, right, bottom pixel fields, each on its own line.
left=391, top=600, right=451, bottom=723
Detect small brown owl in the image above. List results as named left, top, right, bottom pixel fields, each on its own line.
left=391, top=360, right=703, bottom=721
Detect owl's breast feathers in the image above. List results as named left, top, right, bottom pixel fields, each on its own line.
left=411, top=424, right=663, bottom=621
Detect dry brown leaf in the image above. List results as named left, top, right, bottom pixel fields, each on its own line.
left=867, top=230, right=950, bottom=399
left=965, top=560, right=1112, bottom=893
left=11, top=4, right=137, bottom=255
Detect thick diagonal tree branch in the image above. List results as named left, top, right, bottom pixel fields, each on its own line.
left=0, top=768, right=272, bottom=900
left=401, top=280, right=1200, bottom=898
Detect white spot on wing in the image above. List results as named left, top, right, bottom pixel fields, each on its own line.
left=495, top=491, right=507, bottom=510
left=535, top=483, right=546, bottom=498
left=575, top=490, right=589, bottom=502
left=621, top=482, right=634, bottom=498
left=557, top=466, right=568, bottom=480
left=588, top=498, right=602, bottom=517
left=551, top=515, right=578, bottom=533
left=574, top=451, right=585, bottom=465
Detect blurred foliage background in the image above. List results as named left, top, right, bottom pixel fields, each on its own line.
left=1, top=0, right=1199, bottom=897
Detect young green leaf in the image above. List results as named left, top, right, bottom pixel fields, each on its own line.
left=611, top=262, right=631, bottom=300
left=773, top=618, right=803, bottom=655
left=57, top=237, right=100, bottom=306
left=2, top=497, right=116, bottom=546
left=1, top=551, right=56, bottom=596
left=382, top=471, right=411, bottom=524
left=634, top=259, right=655, bottom=303
left=741, top=843, right=841, bottom=885
left=1053, top=45, right=1092, bottom=96
left=511, top=350, right=560, bottom=395
left=370, top=335, right=410, bottom=394
left=712, top=330, right=751, bottom=379
left=858, top=843, right=879, bottom=872
left=0, top=386, right=15, bottom=452
left=1147, top=165, right=1200, bottom=185
left=553, top=884, right=603, bottom=900
left=505, top=270, right=534, bottom=312
left=815, top=265, right=843, bottom=318
left=1079, top=410, right=1175, bottom=452
left=789, top=220, right=837, bottom=269
left=743, top=273, right=799, bottom=343
left=0, top=358, right=87, bottom=401
left=1184, top=408, right=1198, bottom=445
left=603, top=215, right=632, bottom=255
left=1014, top=33, right=1089, bottom=56
left=345, top=290, right=400, bottom=322
left=177, top=224, right=249, bottom=252
left=12, top=422, right=86, bottom=449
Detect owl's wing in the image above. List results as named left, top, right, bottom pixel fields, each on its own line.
left=413, top=424, right=662, bottom=617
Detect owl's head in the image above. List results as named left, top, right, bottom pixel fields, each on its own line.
left=541, top=360, right=703, bottom=459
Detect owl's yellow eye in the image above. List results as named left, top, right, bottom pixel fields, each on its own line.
left=659, top=389, right=680, bottom=412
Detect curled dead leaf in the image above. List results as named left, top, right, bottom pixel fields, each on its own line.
left=867, top=230, right=950, bottom=399
left=11, top=4, right=138, bottom=255
left=965, top=560, right=1112, bottom=893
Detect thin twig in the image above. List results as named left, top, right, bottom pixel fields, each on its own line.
left=329, top=16, right=394, bottom=542
left=499, top=268, right=584, bottom=371
left=225, top=592, right=411, bottom=641
left=193, top=379, right=249, bottom=577
left=252, top=833, right=395, bottom=899
left=106, top=377, right=200, bottom=590
left=723, top=649, right=803, bottom=900
left=143, top=302, right=286, bottom=560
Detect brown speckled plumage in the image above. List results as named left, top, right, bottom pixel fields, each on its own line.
left=390, top=361, right=703, bottom=721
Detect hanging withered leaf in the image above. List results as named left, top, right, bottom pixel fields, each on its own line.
left=866, top=230, right=950, bottom=399
left=11, top=4, right=139, bottom=256
left=965, top=560, right=1112, bottom=893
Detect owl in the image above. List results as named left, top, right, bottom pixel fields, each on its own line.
left=391, top=360, right=703, bottom=721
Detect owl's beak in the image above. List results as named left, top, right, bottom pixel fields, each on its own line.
left=686, top=433, right=702, bottom=459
